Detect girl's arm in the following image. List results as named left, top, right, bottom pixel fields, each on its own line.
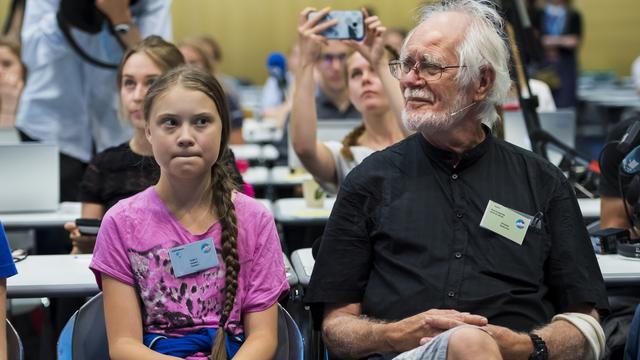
left=232, top=303, right=279, bottom=360
left=290, top=7, right=340, bottom=185
left=102, top=275, right=181, bottom=360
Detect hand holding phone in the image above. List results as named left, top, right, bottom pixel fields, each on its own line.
left=75, top=218, right=102, bottom=236
left=307, top=10, right=365, bottom=41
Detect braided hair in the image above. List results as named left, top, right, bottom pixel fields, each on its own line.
left=339, top=123, right=366, bottom=162
left=143, top=66, right=239, bottom=360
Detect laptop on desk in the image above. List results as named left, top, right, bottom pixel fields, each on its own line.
left=0, top=144, right=59, bottom=213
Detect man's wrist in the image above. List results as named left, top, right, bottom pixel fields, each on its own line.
left=377, top=321, right=399, bottom=353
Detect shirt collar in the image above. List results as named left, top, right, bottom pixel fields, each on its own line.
left=418, top=124, right=493, bottom=171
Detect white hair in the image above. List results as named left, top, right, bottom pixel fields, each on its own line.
left=403, top=0, right=512, bottom=125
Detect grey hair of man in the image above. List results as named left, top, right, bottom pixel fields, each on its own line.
left=400, top=0, right=512, bottom=126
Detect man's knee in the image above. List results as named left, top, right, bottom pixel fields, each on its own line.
left=447, top=327, right=501, bottom=360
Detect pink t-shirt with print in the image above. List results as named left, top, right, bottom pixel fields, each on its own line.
left=90, top=187, right=288, bottom=357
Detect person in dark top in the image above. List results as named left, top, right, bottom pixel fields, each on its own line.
left=533, top=0, right=582, bottom=108
left=599, top=110, right=640, bottom=232
left=64, top=36, right=244, bottom=254
left=305, top=1, right=608, bottom=359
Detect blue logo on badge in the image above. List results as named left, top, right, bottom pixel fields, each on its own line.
left=201, top=243, right=212, bottom=254
left=515, top=219, right=525, bottom=229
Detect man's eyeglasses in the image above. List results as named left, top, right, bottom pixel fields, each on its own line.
left=388, top=57, right=466, bottom=81
left=319, top=53, right=348, bottom=67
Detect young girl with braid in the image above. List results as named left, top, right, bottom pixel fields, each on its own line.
left=90, top=66, right=289, bottom=360
left=291, top=9, right=407, bottom=193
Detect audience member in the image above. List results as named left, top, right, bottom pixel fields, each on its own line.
left=16, top=0, right=172, bottom=201
left=291, top=8, right=406, bottom=193
left=533, top=0, right=583, bottom=108
left=90, top=67, right=288, bottom=359
left=313, top=38, right=361, bottom=120
left=306, top=1, right=608, bottom=359
left=0, top=223, right=18, bottom=358
left=0, top=37, right=25, bottom=128
left=90, top=67, right=288, bottom=360
left=179, top=39, right=245, bottom=144
left=261, top=45, right=299, bottom=126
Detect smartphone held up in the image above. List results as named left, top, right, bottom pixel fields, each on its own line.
left=308, top=10, right=365, bottom=41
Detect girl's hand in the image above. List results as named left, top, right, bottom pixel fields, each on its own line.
left=64, top=222, right=97, bottom=254
left=345, top=10, right=387, bottom=69
left=296, top=7, right=338, bottom=69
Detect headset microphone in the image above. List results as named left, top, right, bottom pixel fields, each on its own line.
left=449, top=101, right=477, bottom=117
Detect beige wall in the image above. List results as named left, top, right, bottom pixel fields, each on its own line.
left=171, top=0, right=422, bottom=84
left=1, top=0, right=638, bottom=83
left=575, top=0, right=640, bottom=77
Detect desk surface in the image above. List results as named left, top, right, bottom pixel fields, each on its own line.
left=273, top=198, right=336, bottom=224
left=0, top=202, right=81, bottom=228
left=8, top=254, right=98, bottom=298
left=597, top=254, right=640, bottom=285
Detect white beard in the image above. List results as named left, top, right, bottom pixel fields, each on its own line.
left=402, top=87, right=470, bottom=133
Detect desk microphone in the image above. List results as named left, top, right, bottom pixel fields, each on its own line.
left=449, top=101, right=477, bottom=117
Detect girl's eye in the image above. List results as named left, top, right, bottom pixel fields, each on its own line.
left=162, top=117, right=178, bottom=127
left=123, top=79, right=135, bottom=88
left=350, top=70, right=362, bottom=79
left=194, top=117, right=211, bottom=126
left=145, top=78, right=158, bottom=87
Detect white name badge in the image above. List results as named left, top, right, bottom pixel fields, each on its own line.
left=479, top=200, right=532, bottom=245
left=168, top=238, right=219, bottom=278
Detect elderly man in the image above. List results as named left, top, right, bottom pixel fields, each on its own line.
left=305, top=1, right=608, bottom=359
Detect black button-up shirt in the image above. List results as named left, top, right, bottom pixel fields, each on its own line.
left=306, top=129, right=608, bottom=336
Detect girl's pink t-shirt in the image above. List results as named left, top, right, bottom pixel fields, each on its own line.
left=90, top=187, right=289, bottom=340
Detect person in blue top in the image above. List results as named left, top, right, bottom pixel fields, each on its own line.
left=0, top=222, right=18, bottom=356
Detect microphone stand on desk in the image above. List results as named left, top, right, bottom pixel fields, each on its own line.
left=499, top=0, right=596, bottom=198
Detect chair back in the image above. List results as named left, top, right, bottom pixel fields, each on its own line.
left=57, top=292, right=108, bottom=360
left=7, top=319, right=23, bottom=360
left=274, top=304, right=304, bottom=360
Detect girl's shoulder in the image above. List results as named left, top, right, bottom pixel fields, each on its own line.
left=102, top=187, right=158, bottom=223
left=232, top=192, right=273, bottom=224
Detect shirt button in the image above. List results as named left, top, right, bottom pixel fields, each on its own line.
left=448, top=291, right=455, bottom=297
left=451, top=174, right=459, bottom=180
left=456, top=212, right=463, bottom=219
left=454, top=252, right=463, bottom=259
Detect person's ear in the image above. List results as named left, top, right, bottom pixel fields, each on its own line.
left=145, top=122, right=152, bottom=142
left=473, top=65, right=495, bottom=102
